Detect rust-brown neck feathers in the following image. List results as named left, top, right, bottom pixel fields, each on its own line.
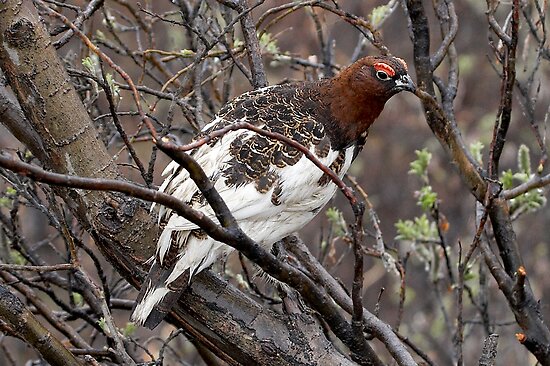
left=317, top=56, right=413, bottom=149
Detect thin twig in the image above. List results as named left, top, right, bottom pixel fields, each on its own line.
left=0, top=263, right=74, bottom=272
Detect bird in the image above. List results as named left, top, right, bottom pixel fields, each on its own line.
left=131, top=55, right=416, bottom=329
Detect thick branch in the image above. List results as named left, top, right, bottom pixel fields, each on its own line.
left=405, top=1, right=487, bottom=202
left=0, top=86, right=47, bottom=162
left=0, top=283, right=84, bottom=366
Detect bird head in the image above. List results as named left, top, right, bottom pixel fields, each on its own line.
left=345, top=56, right=416, bottom=98
left=319, top=55, right=416, bottom=149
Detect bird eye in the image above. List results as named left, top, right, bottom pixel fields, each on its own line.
left=376, top=70, right=390, bottom=81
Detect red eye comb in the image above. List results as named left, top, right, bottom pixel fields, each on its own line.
left=374, top=62, right=396, bottom=77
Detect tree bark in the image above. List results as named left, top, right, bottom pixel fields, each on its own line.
left=0, top=284, right=84, bottom=366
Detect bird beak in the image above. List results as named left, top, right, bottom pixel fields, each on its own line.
left=394, top=74, right=416, bottom=93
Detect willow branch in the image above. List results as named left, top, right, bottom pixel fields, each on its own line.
left=430, top=0, right=458, bottom=70
left=406, top=0, right=487, bottom=202
left=283, top=236, right=417, bottom=366
left=218, top=0, right=268, bottom=88
left=488, top=0, right=519, bottom=177
left=502, top=173, right=550, bottom=200
left=0, top=87, right=48, bottom=163
left=0, top=283, right=84, bottom=366
left=52, top=0, right=105, bottom=48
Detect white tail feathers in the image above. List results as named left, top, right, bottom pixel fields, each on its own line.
left=130, top=284, right=170, bottom=326
left=131, top=236, right=234, bottom=329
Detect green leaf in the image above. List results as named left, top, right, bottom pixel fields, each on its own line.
left=409, top=148, right=432, bottom=183
left=500, top=145, right=547, bottom=216
left=10, top=250, right=27, bottom=265
left=82, top=57, right=94, bottom=73
left=258, top=33, right=279, bottom=55
left=5, top=187, right=16, bottom=196
left=72, top=292, right=84, bottom=306
left=0, top=197, right=11, bottom=207
left=82, top=55, right=100, bottom=76
left=395, top=219, right=416, bottom=241
left=463, top=271, right=476, bottom=281
left=417, top=186, right=438, bottom=211
left=500, top=169, right=514, bottom=189
left=369, top=5, right=390, bottom=28
left=469, top=141, right=484, bottom=165
left=123, top=322, right=136, bottom=337
left=414, top=215, right=434, bottom=237
left=98, top=317, right=106, bottom=331
left=325, top=207, right=346, bottom=237
left=395, top=214, right=438, bottom=242
left=105, top=73, right=120, bottom=98
left=513, top=172, right=529, bottom=183
left=95, top=30, right=106, bottom=42
left=517, top=144, right=531, bottom=175
left=179, top=49, right=195, bottom=56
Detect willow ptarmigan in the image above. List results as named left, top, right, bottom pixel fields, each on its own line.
left=131, top=55, right=416, bottom=328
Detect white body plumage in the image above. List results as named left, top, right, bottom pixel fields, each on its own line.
left=131, top=114, right=355, bottom=326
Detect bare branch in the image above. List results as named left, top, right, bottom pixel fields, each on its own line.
left=0, top=263, right=74, bottom=272
left=218, top=0, right=268, bottom=88
left=430, top=0, right=458, bottom=70
left=0, top=87, right=48, bottom=162
left=52, top=0, right=105, bottom=48
left=488, top=0, right=519, bottom=178
left=478, top=334, right=499, bottom=366
left=405, top=3, right=487, bottom=201
left=485, top=1, right=512, bottom=46
left=0, top=283, right=84, bottom=366
left=283, top=236, right=417, bottom=366
left=502, top=173, right=550, bottom=200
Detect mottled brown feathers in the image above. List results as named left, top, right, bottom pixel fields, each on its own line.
left=161, top=56, right=413, bottom=211
left=204, top=55, right=413, bottom=191
left=205, top=84, right=328, bottom=191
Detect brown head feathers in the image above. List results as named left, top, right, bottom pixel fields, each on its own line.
left=318, top=56, right=415, bottom=149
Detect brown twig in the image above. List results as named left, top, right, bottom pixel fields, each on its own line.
left=0, top=263, right=74, bottom=272
left=283, top=236, right=417, bottom=366
left=35, top=0, right=159, bottom=141
left=52, top=0, right=105, bottom=48
left=217, top=0, right=268, bottom=89
left=430, top=0, right=458, bottom=70
left=488, top=0, right=519, bottom=178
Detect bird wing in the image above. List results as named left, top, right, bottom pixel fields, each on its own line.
left=154, top=81, right=353, bottom=250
